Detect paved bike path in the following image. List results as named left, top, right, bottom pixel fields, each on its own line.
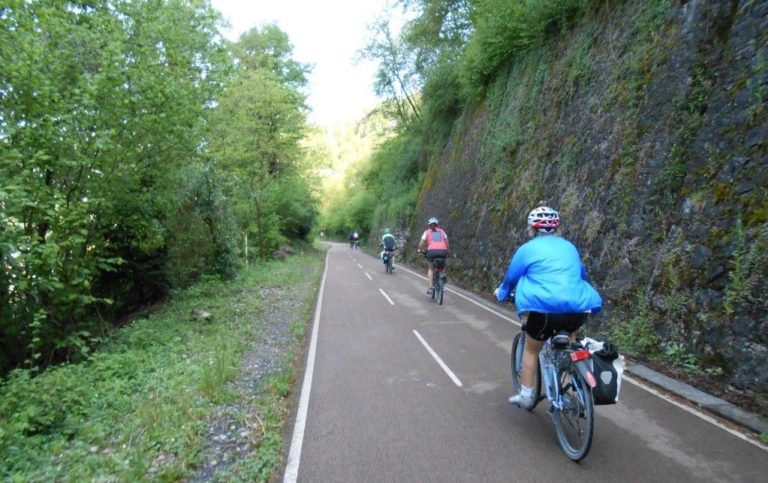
left=287, top=244, right=767, bottom=482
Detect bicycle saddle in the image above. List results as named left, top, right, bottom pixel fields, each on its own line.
left=552, top=331, right=571, bottom=348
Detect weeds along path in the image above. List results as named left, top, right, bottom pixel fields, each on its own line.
left=0, top=249, right=324, bottom=482
left=190, top=252, right=325, bottom=482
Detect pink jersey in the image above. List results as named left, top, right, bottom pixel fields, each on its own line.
left=421, top=228, right=448, bottom=250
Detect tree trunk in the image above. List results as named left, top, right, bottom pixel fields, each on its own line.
left=244, top=231, right=249, bottom=266
left=255, top=197, right=266, bottom=261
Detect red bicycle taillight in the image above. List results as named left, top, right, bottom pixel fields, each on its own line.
left=570, top=349, right=590, bottom=362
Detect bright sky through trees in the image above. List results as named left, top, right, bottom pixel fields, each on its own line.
left=211, top=0, right=399, bottom=127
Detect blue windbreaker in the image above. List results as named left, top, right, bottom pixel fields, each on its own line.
left=495, top=235, right=602, bottom=315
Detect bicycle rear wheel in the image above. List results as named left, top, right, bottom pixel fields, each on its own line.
left=437, top=275, right=444, bottom=305
left=553, top=364, right=594, bottom=461
left=510, top=332, right=541, bottom=409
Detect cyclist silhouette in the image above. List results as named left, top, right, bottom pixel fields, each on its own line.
left=495, top=206, right=602, bottom=408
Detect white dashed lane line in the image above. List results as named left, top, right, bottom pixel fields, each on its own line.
left=379, top=288, right=394, bottom=305
left=413, top=330, right=463, bottom=387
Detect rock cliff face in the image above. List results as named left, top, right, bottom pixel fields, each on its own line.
left=406, top=0, right=766, bottom=407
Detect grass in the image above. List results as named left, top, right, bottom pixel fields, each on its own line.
left=0, top=248, right=324, bottom=482
left=607, top=290, right=660, bottom=359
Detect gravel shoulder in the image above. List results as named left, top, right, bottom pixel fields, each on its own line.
left=190, top=261, right=321, bottom=482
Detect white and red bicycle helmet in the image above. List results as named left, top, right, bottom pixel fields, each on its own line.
left=527, top=206, right=560, bottom=231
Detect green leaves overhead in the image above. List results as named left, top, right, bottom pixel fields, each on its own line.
left=229, top=23, right=311, bottom=89
left=359, top=14, right=423, bottom=124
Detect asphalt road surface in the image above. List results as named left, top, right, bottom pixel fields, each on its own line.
left=284, top=243, right=767, bottom=482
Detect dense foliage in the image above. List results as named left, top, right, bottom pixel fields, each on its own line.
left=326, top=0, right=599, bottom=239
left=0, top=250, right=324, bottom=481
left=0, top=1, right=318, bottom=375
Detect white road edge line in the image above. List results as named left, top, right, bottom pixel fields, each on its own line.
left=284, top=250, right=329, bottom=482
left=365, top=272, right=372, bottom=280
left=356, top=263, right=362, bottom=269
left=396, top=263, right=765, bottom=444
left=623, top=374, right=767, bottom=451
left=379, top=288, right=395, bottom=305
left=413, top=330, right=463, bottom=387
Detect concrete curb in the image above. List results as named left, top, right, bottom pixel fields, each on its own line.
left=626, top=363, right=768, bottom=435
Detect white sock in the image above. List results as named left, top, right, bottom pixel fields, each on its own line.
left=520, top=385, right=533, bottom=398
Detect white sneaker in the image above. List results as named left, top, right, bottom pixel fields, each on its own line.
left=508, top=393, right=535, bottom=409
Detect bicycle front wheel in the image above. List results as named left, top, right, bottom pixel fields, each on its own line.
left=553, top=365, right=594, bottom=461
left=510, top=332, right=541, bottom=409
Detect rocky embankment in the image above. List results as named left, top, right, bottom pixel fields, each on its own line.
left=400, top=0, right=767, bottom=414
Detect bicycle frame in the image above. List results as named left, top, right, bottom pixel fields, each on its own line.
left=540, top=339, right=595, bottom=410
left=429, top=256, right=447, bottom=305
left=511, top=326, right=597, bottom=461
left=383, top=249, right=394, bottom=274
left=430, top=256, right=446, bottom=275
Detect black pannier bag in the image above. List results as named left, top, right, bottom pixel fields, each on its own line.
left=582, top=338, right=623, bottom=405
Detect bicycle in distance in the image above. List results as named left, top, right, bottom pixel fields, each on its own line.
left=348, top=231, right=360, bottom=249
left=419, top=250, right=447, bottom=305
left=382, top=249, right=395, bottom=274
left=509, top=301, right=599, bottom=460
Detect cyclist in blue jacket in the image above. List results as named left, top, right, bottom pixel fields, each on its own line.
left=495, top=206, right=602, bottom=409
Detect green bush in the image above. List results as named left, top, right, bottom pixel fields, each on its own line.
left=459, top=0, right=595, bottom=98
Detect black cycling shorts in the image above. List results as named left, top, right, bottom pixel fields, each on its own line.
left=425, top=249, right=448, bottom=261
left=523, top=312, right=588, bottom=341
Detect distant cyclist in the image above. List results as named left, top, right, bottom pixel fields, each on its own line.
left=417, top=217, right=449, bottom=294
left=494, top=206, right=602, bottom=409
left=380, top=228, right=396, bottom=269
left=349, top=230, right=360, bottom=249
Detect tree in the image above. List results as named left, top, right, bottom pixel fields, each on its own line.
left=208, top=25, right=316, bottom=261
left=358, top=14, right=423, bottom=125
left=0, top=0, right=228, bottom=373
left=399, top=0, right=472, bottom=74
left=228, top=23, right=310, bottom=89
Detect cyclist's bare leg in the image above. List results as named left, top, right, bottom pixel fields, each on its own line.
left=522, top=334, right=544, bottom=389
left=427, top=265, right=434, bottom=289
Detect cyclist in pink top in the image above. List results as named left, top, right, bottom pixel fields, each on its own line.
left=417, top=217, right=449, bottom=294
